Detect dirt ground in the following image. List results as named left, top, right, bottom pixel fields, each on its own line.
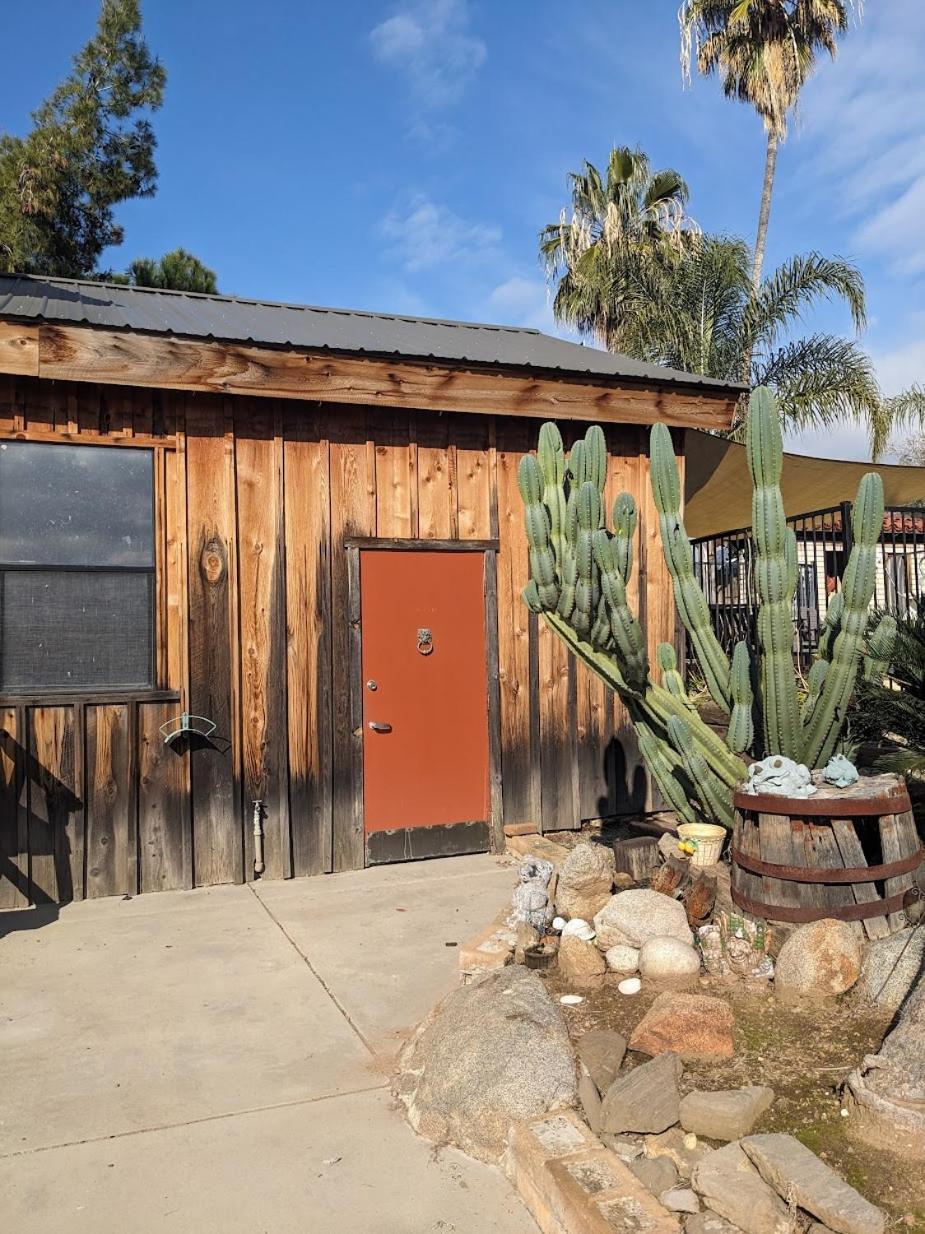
left=542, top=968, right=925, bottom=1229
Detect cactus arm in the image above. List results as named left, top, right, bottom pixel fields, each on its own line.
left=656, top=642, right=696, bottom=711
left=726, top=640, right=755, bottom=754
left=746, top=387, right=802, bottom=760
left=802, top=472, right=885, bottom=768
left=593, top=531, right=648, bottom=689
left=800, top=659, right=828, bottom=725
left=612, top=493, right=637, bottom=584
left=863, top=613, right=896, bottom=683
left=518, top=454, right=560, bottom=610
left=635, top=719, right=701, bottom=825
left=815, top=591, right=843, bottom=662
left=537, top=422, right=567, bottom=582
left=650, top=423, right=732, bottom=714
left=667, top=716, right=735, bottom=829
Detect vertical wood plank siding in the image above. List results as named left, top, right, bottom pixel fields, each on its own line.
left=0, top=376, right=680, bottom=902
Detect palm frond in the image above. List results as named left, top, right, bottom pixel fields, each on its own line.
left=744, top=251, right=866, bottom=348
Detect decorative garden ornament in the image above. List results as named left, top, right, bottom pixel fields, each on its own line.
left=510, top=857, right=555, bottom=929
left=822, top=753, right=860, bottom=788
left=744, top=755, right=816, bottom=798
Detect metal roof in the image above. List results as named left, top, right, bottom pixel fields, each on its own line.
left=0, top=274, right=742, bottom=395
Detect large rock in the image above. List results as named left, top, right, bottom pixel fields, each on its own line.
left=692, top=1141, right=791, bottom=1234
left=600, top=1051, right=682, bottom=1135
left=857, top=926, right=925, bottom=1011
left=844, top=976, right=925, bottom=1159
left=774, top=919, right=862, bottom=1000
left=630, top=992, right=735, bottom=1062
left=605, top=943, right=641, bottom=973
left=394, top=965, right=576, bottom=1163
left=680, top=1087, right=775, bottom=1142
left=576, top=1029, right=627, bottom=1094
left=594, top=889, right=694, bottom=951
left=558, top=933, right=606, bottom=986
left=639, top=936, right=702, bottom=981
left=742, top=1133, right=885, bottom=1234
left=555, top=842, right=615, bottom=921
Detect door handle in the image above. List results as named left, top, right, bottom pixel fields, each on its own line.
left=368, top=721, right=392, bottom=733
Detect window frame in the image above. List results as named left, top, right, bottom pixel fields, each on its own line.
left=0, top=437, right=165, bottom=701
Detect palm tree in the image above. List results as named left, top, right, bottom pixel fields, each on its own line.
left=540, top=146, right=697, bottom=345
left=603, top=233, right=920, bottom=458
left=679, top=1, right=855, bottom=291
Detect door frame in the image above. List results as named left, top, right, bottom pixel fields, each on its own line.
left=344, top=537, right=503, bottom=866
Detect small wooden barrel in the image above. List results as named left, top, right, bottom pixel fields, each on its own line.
left=731, top=773, right=923, bottom=939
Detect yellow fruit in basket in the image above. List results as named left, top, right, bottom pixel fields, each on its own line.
left=678, top=840, right=697, bottom=855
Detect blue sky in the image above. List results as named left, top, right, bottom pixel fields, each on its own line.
left=1, top=0, right=923, bottom=460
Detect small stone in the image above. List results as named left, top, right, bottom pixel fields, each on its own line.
left=692, top=1141, right=791, bottom=1234
left=680, top=1087, right=775, bottom=1142
left=600, top=1051, right=682, bottom=1135
left=774, top=919, right=862, bottom=1000
left=742, top=1133, right=885, bottom=1234
left=685, top=1213, right=746, bottom=1234
left=605, top=944, right=641, bottom=973
left=646, top=1127, right=714, bottom=1181
left=630, top=992, right=735, bottom=1063
left=639, top=936, right=703, bottom=981
left=601, top=1134, right=643, bottom=1162
left=630, top=1155, right=679, bottom=1195
left=555, top=841, right=616, bottom=922
left=576, top=1029, right=627, bottom=1094
left=594, top=888, right=694, bottom=950
left=619, top=976, right=643, bottom=995
left=858, top=927, right=925, bottom=1011
left=578, top=1067, right=602, bottom=1134
left=684, top=1133, right=699, bottom=1151
left=558, top=934, right=607, bottom=986
left=661, top=1188, right=701, bottom=1214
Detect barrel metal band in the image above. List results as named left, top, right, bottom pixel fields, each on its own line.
left=731, top=845, right=924, bottom=885
left=730, top=886, right=913, bottom=924
left=732, top=789, right=912, bottom=817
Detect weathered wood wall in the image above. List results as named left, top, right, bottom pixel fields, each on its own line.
left=0, top=374, right=678, bottom=905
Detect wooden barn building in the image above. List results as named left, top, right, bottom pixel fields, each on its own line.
left=0, top=275, right=738, bottom=906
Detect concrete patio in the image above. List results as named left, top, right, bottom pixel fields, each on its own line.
left=0, top=854, right=537, bottom=1233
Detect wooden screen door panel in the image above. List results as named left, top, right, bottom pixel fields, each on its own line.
left=360, top=549, right=490, bottom=854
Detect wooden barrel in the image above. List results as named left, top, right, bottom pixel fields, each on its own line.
left=731, top=772, right=923, bottom=939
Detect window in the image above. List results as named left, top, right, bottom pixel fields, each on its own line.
left=0, top=441, right=155, bottom=694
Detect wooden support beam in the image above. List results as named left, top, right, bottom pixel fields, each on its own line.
left=22, top=322, right=738, bottom=430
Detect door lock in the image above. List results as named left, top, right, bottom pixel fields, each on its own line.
left=368, top=721, right=392, bottom=733
left=366, top=679, right=378, bottom=691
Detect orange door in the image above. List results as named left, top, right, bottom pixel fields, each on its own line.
left=361, top=550, right=490, bottom=849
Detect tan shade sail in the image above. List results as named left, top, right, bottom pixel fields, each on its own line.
left=684, top=430, right=925, bottom=539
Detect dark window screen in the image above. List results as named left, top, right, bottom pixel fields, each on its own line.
left=0, top=442, right=155, bottom=694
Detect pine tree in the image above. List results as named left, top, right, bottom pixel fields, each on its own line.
left=0, top=0, right=165, bottom=277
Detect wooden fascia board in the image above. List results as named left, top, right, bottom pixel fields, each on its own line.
left=1, top=320, right=738, bottom=430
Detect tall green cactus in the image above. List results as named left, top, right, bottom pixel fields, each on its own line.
left=518, top=386, right=890, bottom=829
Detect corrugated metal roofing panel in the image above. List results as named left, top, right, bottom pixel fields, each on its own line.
left=0, top=274, right=743, bottom=394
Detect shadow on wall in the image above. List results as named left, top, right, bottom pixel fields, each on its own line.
left=0, top=726, right=81, bottom=928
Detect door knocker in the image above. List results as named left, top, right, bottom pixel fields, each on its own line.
left=416, top=627, right=434, bottom=656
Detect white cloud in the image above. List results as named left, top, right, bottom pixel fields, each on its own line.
left=485, top=275, right=557, bottom=331
left=380, top=195, right=501, bottom=273
left=783, top=422, right=874, bottom=463
left=370, top=0, right=486, bottom=108
left=871, top=330, right=925, bottom=396
left=799, top=0, right=925, bottom=275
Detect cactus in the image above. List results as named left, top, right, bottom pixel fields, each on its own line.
left=518, top=386, right=889, bottom=830
left=863, top=613, right=896, bottom=683
left=726, top=641, right=755, bottom=754
left=747, top=387, right=802, bottom=760
left=802, top=470, right=886, bottom=768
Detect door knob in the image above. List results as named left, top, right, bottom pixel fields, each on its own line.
left=368, top=721, right=392, bottom=733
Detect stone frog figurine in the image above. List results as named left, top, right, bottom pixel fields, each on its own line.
left=822, top=753, right=860, bottom=789
left=744, top=755, right=816, bottom=798
left=509, top=857, right=555, bottom=930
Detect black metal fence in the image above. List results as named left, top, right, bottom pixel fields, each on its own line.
left=690, top=504, right=925, bottom=670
